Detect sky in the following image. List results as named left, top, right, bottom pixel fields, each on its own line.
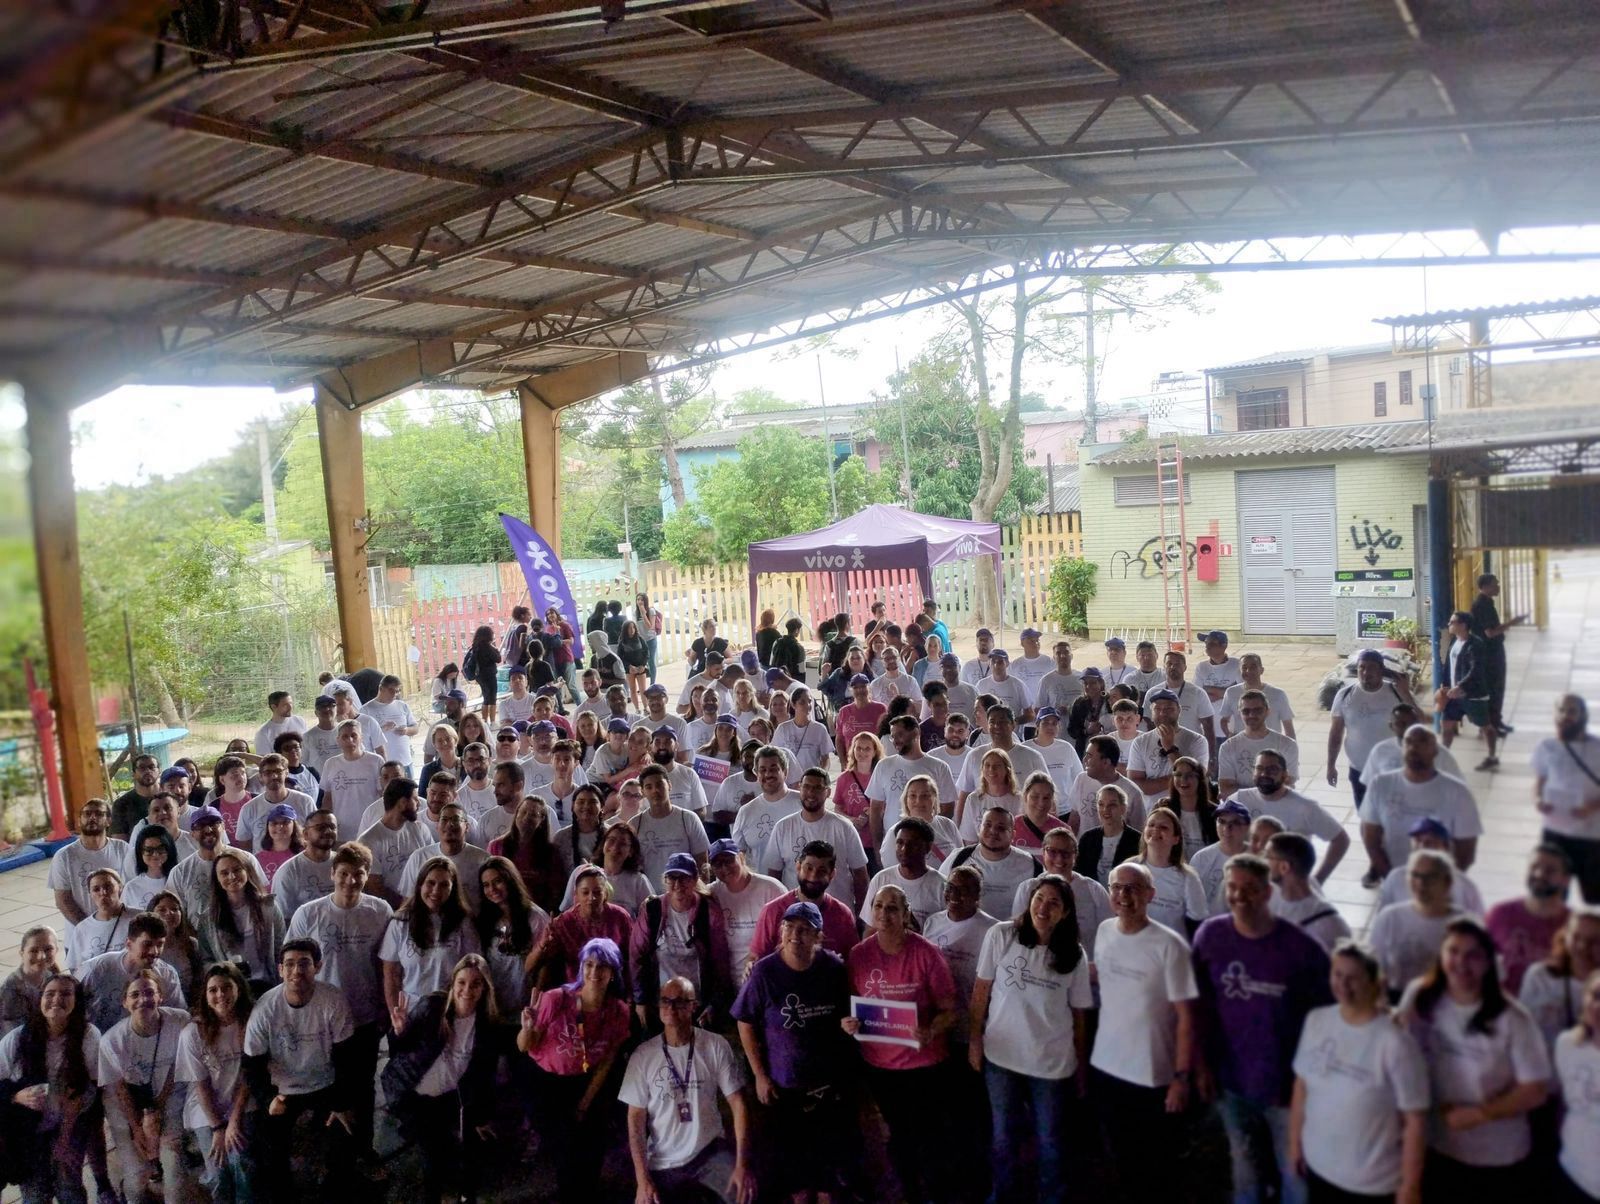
left=6, top=226, right=1595, bottom=491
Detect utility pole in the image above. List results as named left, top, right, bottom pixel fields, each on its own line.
left=894, top=347, right=914, bottom=508
left=817, top=355, right=839, bottom=520
left=258, top=420, right=279, bottom=544
left=1082, top=285, right=1098, bottom=445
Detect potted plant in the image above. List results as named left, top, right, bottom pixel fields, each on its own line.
left=1382, top=617, right=1418, bottom=651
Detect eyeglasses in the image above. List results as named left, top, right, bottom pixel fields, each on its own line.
left=659, top=998, right=696, bottom=1009
left=1108, top=884, right=1146, bottom=895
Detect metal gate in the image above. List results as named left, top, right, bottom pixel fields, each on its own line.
left=1237, top=466, right=1338, bottom=635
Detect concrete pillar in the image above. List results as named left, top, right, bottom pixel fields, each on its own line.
left=1427, top=475, right=1454, bottom=693
left=315, top=387, right=377, bottom=671
left=23, top=386, right=102, bottom=820
left=518, top=385, right=561, bottom=555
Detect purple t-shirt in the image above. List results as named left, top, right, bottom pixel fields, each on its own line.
left=1191, top=915, right=1332, bottom=1106
left=731, top=949, right=852, bottom=1091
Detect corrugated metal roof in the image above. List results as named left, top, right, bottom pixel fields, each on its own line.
left=1206, top=342, right=1397, bottom=373
left=1089, top=404, right=1600, bottom=466
left=1032, top=468, right=1081, bottom=515
left=1375, top=296, right=1600, bottom=326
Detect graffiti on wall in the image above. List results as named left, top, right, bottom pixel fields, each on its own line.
left=1348, top=519, right=1402, bottom=567
left=1110, top=535, right=1197, bottom=580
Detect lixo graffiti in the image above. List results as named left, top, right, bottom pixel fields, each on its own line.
left=1348, top=518, right=1402, bottom=566
left=1110, top=535, right=1197, bottom=579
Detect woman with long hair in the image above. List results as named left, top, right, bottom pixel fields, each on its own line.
left=1, top=926, right=61, bottom=1039
left=745, top=715, right=774, bottom=748
left=198, top=849, right=286, bottom=993
left=383, top=954, right=505, bottom=1204
left=694, top=712, right=743, bottom=768
left=1012, top=772, right=1068, bottom=851
left=877, top=775, right=963, bottom=868
left=123, top=825, right=179, bottom=912
left=253, top=804, right=305, bottom=890
left=754, top=607, right=780, bottom=669
left=1289, top=940, right=1427, bottom=1203
left=99, top=969, right=197, bottom=1204
left=476, top=857, right=552, bottom=1020
left=572, top=710, right=605, bottom=770
left=418, top=722, right=460, bottom=793
left=1131, top=806, right=1209, bottom=939
left=1555, top=969, right=1600, bottom=1200
left=466, top=624, right=502, bottom=724
left=834, top=730, right=881, bottom=856
left=1521, top=907, right=1600, bottom=1048
left=586, top=600, right=608, bottom=637
left=488, top=795, right=564, bottom=913
left=516, top=937, right=631, bottom=1200
left=627, top=856, right=731, bottom=1030
left=1398, top=917, right=1550, bottom=1190
left=430, top=663, right=461, bottom=714
left=634, top=592, right=662, bottom=683
left=1160, top=756, right=1219, bottom=861
left=0, top=972, right=100, bottom=1204
left=730, top=679, right=767, bottom=738
left=843, top=884, right=960, bottom=1201
left=617, top=620, right=651, bottom=709
left=381, top=857, right=482, bottom=1022
left=66, top=868, right=130, bottom=973
left=175, top=962, right=256, bottom=1202
left=553, top=785, right=608, bottom=884
left=125, top=792, right=197, bottom=875
left=956, top=748, right=1022, bottom=842
left=456, top=712, right=491, bottom=755
left=969, top=874, right=1093, bottom=1203
left=147, top=890, right=204, bottom=1004
left=558, top=825, right=652, bottom=917
left=532, top=865, right=635, bottom=994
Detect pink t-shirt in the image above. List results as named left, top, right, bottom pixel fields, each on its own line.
left=1011, top=812, right=1066, bottom=850
left=836, top=702, right=887, bottom=752
left=833, top=771, right=872, bottom=822
left=527, top=985, right=631, bottom=1077
left=1486, top=900, right=1569, bottom=993
left=255, top=847, right=294, bottom=889
left=216, top=794, right=252, bottom=843
left=846, top=932, right=957, bottom=1071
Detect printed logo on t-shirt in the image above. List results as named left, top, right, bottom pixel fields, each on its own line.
left=1571, top=1064, right=1600, bottom=1115
left=1300, top=1037, right=1372, bottom=1084
left=556, top=1018, right=587, bottom=1061
left=863, top=968, right=890, bottom=995
left=1000, top=953, right=1061, bottom=992
left=1219, top=961, right=1287, bottom=1002
left=780, top=992, right=835, bottom=1030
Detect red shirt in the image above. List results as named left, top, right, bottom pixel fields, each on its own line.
left=748, top=890, right=859, bottom=963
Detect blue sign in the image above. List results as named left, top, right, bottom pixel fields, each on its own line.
left=499, top=513, right=580, bottom=635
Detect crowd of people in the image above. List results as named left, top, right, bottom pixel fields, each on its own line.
left=6, top=581, right=1600, bottom=1203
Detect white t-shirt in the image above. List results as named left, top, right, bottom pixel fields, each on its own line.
left=415, top=1011, right=478, bottom=1097
left=869, top=671, right=923, bottom=712
left=1533, top=734, right=1600, bottom=841
left=1023, top=737, right=1084, bottom=797
left=378, top=912, right=482, bottom=1007
left=661, top=762, right=709, bottom=817
left=641, top=712, right=690, bottom=747
left=1215, top=731, right=1300, bottom=790
left=319, top=753, right=386, bottom=836
left=1063, top=771, right=1146, bottom=832
left=1399, top=983, right=1550, bottom=1166
left=773, top=720, right=833, bottom=784
left=862, top=865, right=947, bottom=930
left=1010, top=873, right=1115, bottom=961
left=1007, top=655, right=1052, bottom=705
left=0, top=1024, right=99, bottom=1091
left=301, top=725, right=343, bottom=772
left=99, top=1007, right=190, bottom=1125
left=500, top=693, right=537, bottom=726
left=960, top=657, right=990, bottom=688
left=867, top=754, right=959, bottom=829
left=255, top=714, right=308, bottom=757
left=712, top=772, right=760, bottom=819
left=764, top=811, right=868, bottom=907
left=1219, top=682, right=1296, bottom=736
left=1361, top=739, right=1464, bottom=787
left=939, top=846, right=1039, bottom=921
left=284, top=893, right=394, bottom=1025
left=167, top=846, right=267, bottom=921
left=976, top=920, right=1094, bottom=1079
left=940, top=683, right=978, bottom=722
left=458, top=781, right=498, bottom=822
left=956, top=743, right=1048, bottom=797
left=49, top=839, right=130, bottom=932
left=1090, top=919, right=1199, bottom=1087
left=956, top=792, right=1022, bottom=843
left=729, top=792, right=800, bottom=867
left=234, top=790, right=316, bottom=850
left=618, top=1030, right=745, bottom=1171
left=357, top=819, right=433, bottom=892
left=712, top=872, right=789, bottom=979
left=360, top=698, right=418, bottom=765
left=399, top=843, right=490, bottom=911
left=1230, top=787, right=1346, bottom=845
left=559, top=865, right=653, bottom=917
left=877, top=815, right=964, bottom=868
left=1362, top=771, right=1483, bottom=869
left=630, top=806, right=711, bottom=886
left=1033, top=669, right=1085, bottom=713
left=1141, top=681, right=1215, bottom=732
left=1556, top=1030, right=1600, bottom=1196
left=923, top=909, right=1000, bottom=1043
left=243, top=981, right=354, bottom=1095
left=67, top=911, right=132, bottom=973
left=1128, top=727, right=1211, bottom=797
left=1331, top=681, right=1407, bottom=770
left=1369, top=905, right=1462, bottom=996
left=977, top=674, right=1030, bottom=717
left=1143, top=863, right=1208, bottom=937
left=1377, top=864, right=1484, bottom=916
left=1292, top=1004, right=1430, bottom=1195
left=925, top=743, right=971, bottom=784
left=1188, top=842, right=1234, bottom=916
left=1269, top=891, right=1352, bottom=954
left=272, top=851, right=335, bottom=921
left=176, top=1020, right=252, bottom=1130
left=1520, top=964, right=1584, bottom=1049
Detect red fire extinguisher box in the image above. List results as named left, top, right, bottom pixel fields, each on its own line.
left=1195, top=536, right=1219, bottom=582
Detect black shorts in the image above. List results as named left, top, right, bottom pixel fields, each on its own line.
left=768, top=1083, right=855, bottom=1193
left=1442, top=696, right=1489, bottom=726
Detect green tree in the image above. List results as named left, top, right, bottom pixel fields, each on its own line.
left=661, top=427, right=896, bottom=565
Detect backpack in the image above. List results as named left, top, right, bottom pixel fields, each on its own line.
left=463, top=646, right=479, bottom=679
left=503, top=623, right=529, bottom=669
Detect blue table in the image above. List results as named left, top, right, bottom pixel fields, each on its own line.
left=99, top=726, right=190, bottom=769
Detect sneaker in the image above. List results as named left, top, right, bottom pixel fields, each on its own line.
left=1476, top=756, right=1500, bottom=771
left=1361, top=868, right=1383, bottom=889
left=1496, top=723, right=1515, bottom=736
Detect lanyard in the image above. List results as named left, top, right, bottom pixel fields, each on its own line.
left=135, top=1013, right=171, bottom=1095
left=662, top=1036, right=696, bottom=1105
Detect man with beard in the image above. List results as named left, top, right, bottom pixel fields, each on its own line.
left=940, top=807, right=1041, bottom=921
left=49, top=797, right=129, bottom=933
left=1535, top=693, right=1600, bottom=901
left=961, top=629, right=997, bottom=688
left=630, top=763, right=710, bottom=884
left=167, top=806, right=266, bottom=919
left=1360, top=726, right=1481, bottom=882
left=647, top=727, right=710, bottom=817
left=455, top=742, right=497, bottom=820
left=1215, top=690, right=1300, bottom=799
left=478, top=759, right=556, bottom=848
left=80, top=912, right=185, bottom=1030
left=356, top=777, right=430, bottom=905
left=927, top=709, right=974, bottom=784
left=640, top=682, right=691, bottom=754
left=274, top=809, right=340, bottom=920
left=320, top=719, right=386, bottom=838
left=1141, top=650, right=1218, bottom=762
left=1231, top=752, right=1350, bottom=885
left=748, top=841, right=860, bottom=961
left=236, top=753, right=316, bottom=851
left=766, top=768, right=869, bottom=910
left=110, top=753, right=162, bottom=838
left=868, top=714, right=959, bottom=844
left=1486, top=843, right=1575, bottom=992
left=399, top=802, right=488, bottom=910
left=729, top=747, right=801, bottom=869
left=1127, top=689, right=1209, bottom=806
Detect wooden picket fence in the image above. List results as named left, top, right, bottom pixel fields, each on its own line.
left=323, top=513, right=1088, bottom=686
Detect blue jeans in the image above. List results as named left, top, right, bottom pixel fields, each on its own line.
left=984, top=1061, right=1071, bottom=1203
left=645, top=636, right=659, bottom=682
left=1218, top=1090, right=1303, bottom=1204
left=194, top=1117, right=257, bottom=1204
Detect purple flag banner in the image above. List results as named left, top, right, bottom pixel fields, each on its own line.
left=499, top=513, right=580, bottom=634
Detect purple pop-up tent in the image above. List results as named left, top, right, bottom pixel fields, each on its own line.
left=747, top=504, right=1004, bottom=628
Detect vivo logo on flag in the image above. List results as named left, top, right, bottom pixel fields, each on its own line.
left=951, top=537, right=982, bottom=557
left=802, top=548, right=868, bottom=570
left=499, top=513, right=579, bottom=632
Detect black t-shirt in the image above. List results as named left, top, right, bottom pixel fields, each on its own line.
left=110, top=788, right=154, bottom=839
left=690, top=636, right=729, bottom=675
left=1469, top=593, right=1502, bottom=643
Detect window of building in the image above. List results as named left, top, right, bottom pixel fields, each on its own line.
left=1236, top=387, right=1290, bottom=430
left=1374, top=381, right=1388, bottom=416
left=1399, top=370, right=1413, bottom=405
left=1114, top=473, right=1193, bottom=506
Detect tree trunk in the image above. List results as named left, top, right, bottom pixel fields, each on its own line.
left=652, top=378, right=688, bottom=509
